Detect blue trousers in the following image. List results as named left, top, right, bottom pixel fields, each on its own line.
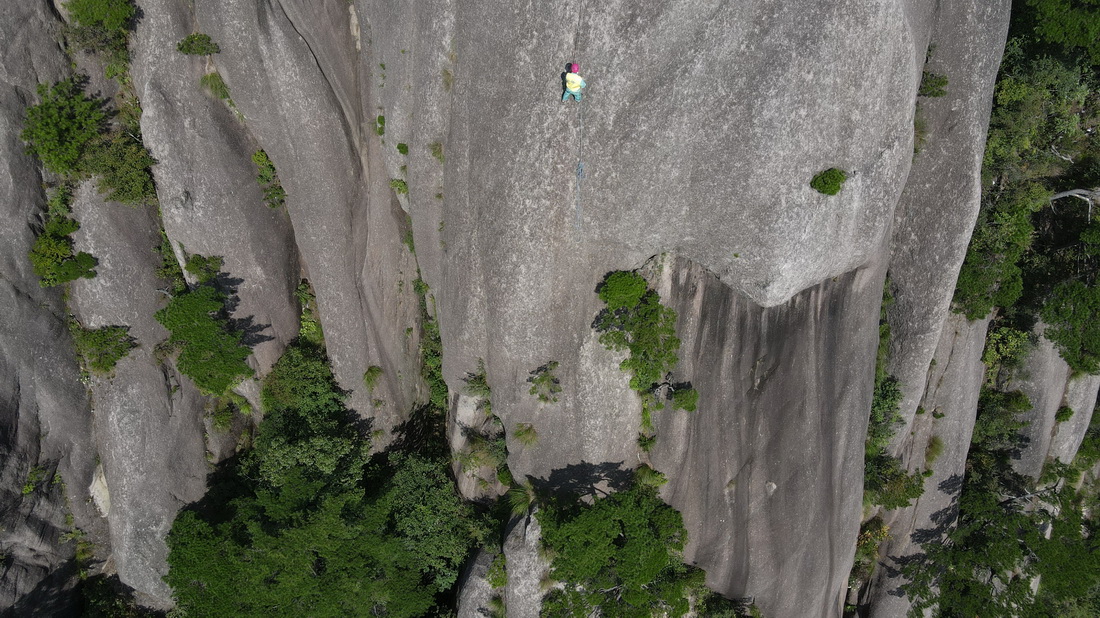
left=563, top=90, right=582, bottom=101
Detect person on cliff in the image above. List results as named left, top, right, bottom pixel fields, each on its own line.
left=562, top=63, right=586, bottom=102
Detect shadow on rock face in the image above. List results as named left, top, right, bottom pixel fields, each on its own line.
left=880, top=476, right=965, bottom=599
left=3, top=559, right=80, bottom=618
left=531, top=460, right=633, bottom=500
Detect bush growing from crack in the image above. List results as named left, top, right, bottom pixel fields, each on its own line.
left=177, top=33, right=220, bottom=55
left=251, top=150, right=286, bottom=208
left=918, top=71, right=949, bottom=97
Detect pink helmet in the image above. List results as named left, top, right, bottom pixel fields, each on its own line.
left=571, top=63, right=579, bottom=73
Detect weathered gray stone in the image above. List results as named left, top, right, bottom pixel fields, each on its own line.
left=68, top=182, right=210, bottom=609
left=194, top=0, right=424, bottom=435
left=455, top=548, right=498, bottom=618
left=885, top=0, right=1011, bottom=444
left=1008, top=332, right=1100, bottom=479
left=503, top=513, right=550, bottom=618
left=0, top=1, right=98, bottom=613
left=130, top=0, right=301, bottom=376
left=1050, top=374, right=1100, bottom=465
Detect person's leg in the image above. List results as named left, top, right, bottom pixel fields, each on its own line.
left=562, top=91, right=570, bottom=102
left=575, top=91, right=582, bottom=101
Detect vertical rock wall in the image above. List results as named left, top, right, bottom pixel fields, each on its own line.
left=0, top=2, right=97, bottom=613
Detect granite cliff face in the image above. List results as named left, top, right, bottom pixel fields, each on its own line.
left=4, top=1, right=1091, bottom=617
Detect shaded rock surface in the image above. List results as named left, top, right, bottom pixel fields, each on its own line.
left=1008, top=332, right=1100, bottom=479
left=652, top=257, right=883, bottom=617
left=0, top=1, right=97, bottom=613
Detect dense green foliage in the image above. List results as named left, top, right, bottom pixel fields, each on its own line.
left=154, top=259, right=253, bottom=395
left=902, top=388, right=1044, bottom=616
left=83, top=131, right=157, bottom=204
left=177, top=33, right=220, bottom=55
left=1026, top=0, right=1100, bottom=64
left=29, top=213, right=97, bottom=286
left=598, top=271, right=649, bottom=311
left=65, top=0, right=135, bottom=33
left=953, top=7, right=1100, bottom=374
left=71, top=324, right=135, bottom=374
left=595, top=271, right=682, bottom=392
left=810, top=168, right=847, bottom=195
left=21, top=80, right=106, bottom=175
left=1041, top=280, right=1100, bottom=373
left=62, top=0, right=133, bottom=64
left=252, top=150, right=286, bottom=208
left=22, top=76, right=157, bottom=205
left=391, top=178, right=409, bottom=195
left=167, top=326, right=489, bottom=615
left=537, top=483, right=705, bottom=617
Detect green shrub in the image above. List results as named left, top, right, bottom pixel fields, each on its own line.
left=155, top=230, right=186, bottom=294
left=637, top=433, right=657, bottom=452
left=486, top=553, right=507, bottom=590
left=28, top=213, right=97, bottom=287
left=430, top=141, right=445, bottom=163
left=1055, top=405, right=1074, bottom=423
left=21, top=80, right=107, bottom=176
left=597, top=271, right=648, bottom=311
left=925, top=435, right=945, bottom=465
left=594, top=271, right=683, bottom=392
left=251, top=150, right=286, bottom=208
left=154, top=277, right=253, bottom=395
left=177, top=33, right=219, bottom=55
left=72, top=324, right=135, bottom=374
left=810, top=168, right=847, bottom=195
left=390, top=178, right=408, bottom=195
left=200, top=72, right=231, bottom=101
left=363, top=365, right=383, bottom=393
left=514, top=423, right=538, bottom=446
left=83, top=131, right=157, bottom=205
left=981, top=326, right=1032, bottom=382
left=396, top=142, right=408, bottom=155
left=375, top=115, right=385, bottom=136
left=537, top=484, right=705, bottom=616
left=527, top=361, right=562, bottom=403
left=65, top=0, right=135, bottom=32
left=294, top=280, right=324, bottom=346
left=184, top=254, right=222, bottom=284
left=634, top=464, right=668, bottom=488
left=918, top=71, right=949, bottom=97
left=671, top=387, right=698, bottom=412
left=864, top=453, right=925, bottom=510
left=464, top=359, right=492, bottom=399
left=210, top=398, right=235, bottom=432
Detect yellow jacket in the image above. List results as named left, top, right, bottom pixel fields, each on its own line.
left=565, top=73, right=586, bottom=92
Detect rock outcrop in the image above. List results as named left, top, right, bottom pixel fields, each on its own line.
left=5, top=0, right=1091, bottom=616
